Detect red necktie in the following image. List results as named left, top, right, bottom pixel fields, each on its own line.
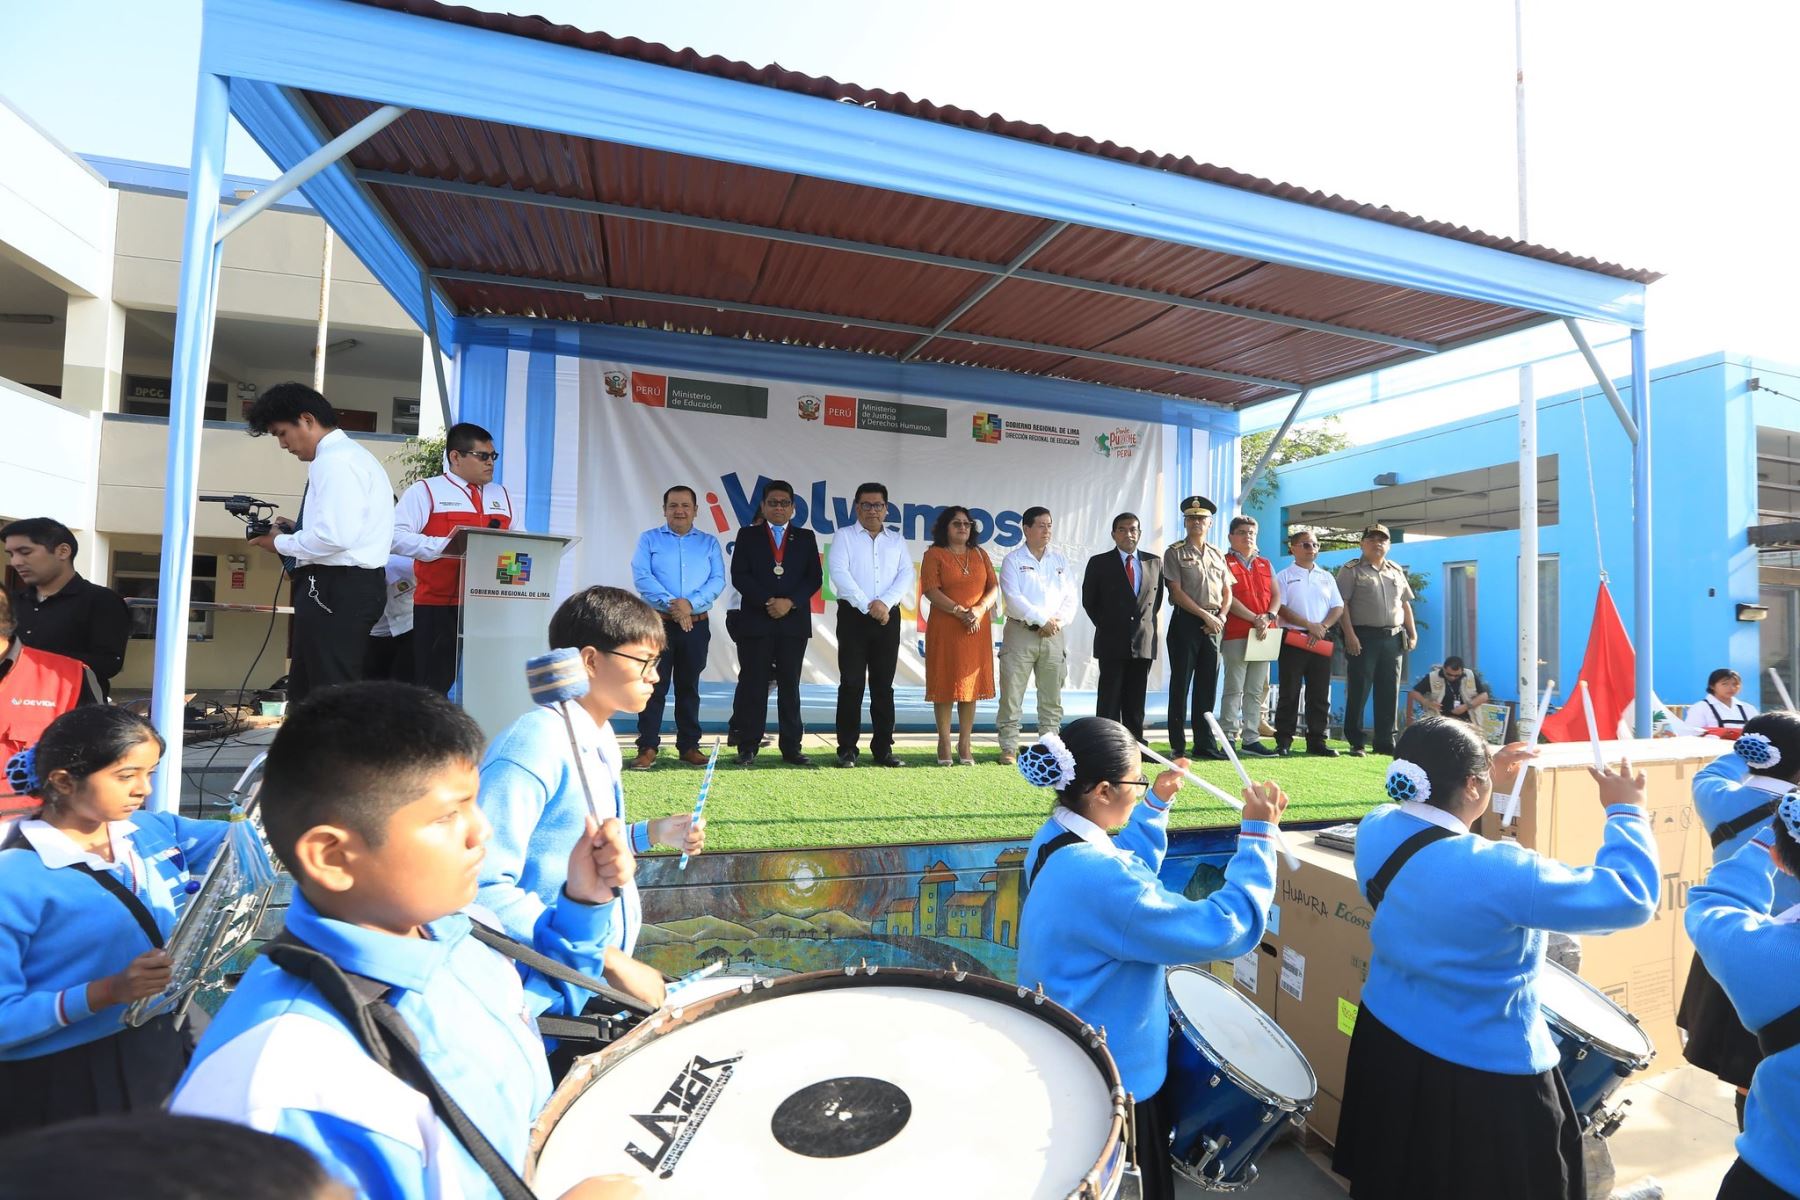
left=1127, top=555, right=1138, bottom=592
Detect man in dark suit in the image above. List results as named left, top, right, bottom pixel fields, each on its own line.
left=729, top=479, right=823, bottom=766
left=1081, top=512, right=1163, bottom=742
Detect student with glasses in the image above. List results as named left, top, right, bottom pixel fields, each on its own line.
left=476, top=586, right=705, bottom=1010
left=1015, top=716, right=1288, bottom=1200
left=393, top=422, right=517, bottom=695
left=728, top=481, right=823, bottom=767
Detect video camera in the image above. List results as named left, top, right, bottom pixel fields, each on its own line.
left=201, top=494, right=280, bottom=540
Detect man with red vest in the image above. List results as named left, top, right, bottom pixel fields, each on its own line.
left=0, top=589, right=102, bottom=818
left=1220, top=515, right=1282, bottom=757
left=393, top=422, right=516, bottom=694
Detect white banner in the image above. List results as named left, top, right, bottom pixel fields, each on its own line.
left=573, top=361, right=1165, bottom=688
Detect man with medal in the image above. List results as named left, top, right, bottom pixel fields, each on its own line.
left=727, top=480, right=822, bottom=767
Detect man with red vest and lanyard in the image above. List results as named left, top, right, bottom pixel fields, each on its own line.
left=0, top=589, right=102, bottom=818
left=392, top=422, right=516, bottom=694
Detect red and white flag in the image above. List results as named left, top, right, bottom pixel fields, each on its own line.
left=1541, top=583, right=1636, bottom=742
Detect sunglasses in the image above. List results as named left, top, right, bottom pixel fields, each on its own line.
left=459, top=450, right=500, bottom=464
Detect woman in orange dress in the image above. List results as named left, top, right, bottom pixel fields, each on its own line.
left=921, top=506, right=1000, bottom=765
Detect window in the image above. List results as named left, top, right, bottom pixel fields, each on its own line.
left=1537, top=555, right=1560, bottom=680
left=1445, top=562, right=1478, bottom=665
left=112, top=552, right=218, bottom=641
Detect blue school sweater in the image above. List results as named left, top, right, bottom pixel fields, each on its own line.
left=1017, top=797, right=1278, bottom=1100
left=476, top=705, right=650, bottom=953
left=1694, top=754, right=1800, bottom=914
left=171, top=889, right=613, bottom=1200
left=1687, top=831, right=1800, bottom=1196
left=0, top=811, right=228, bottom=1059
left=1355, top=801, right=1659, bottom=1074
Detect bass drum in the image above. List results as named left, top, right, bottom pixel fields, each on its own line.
left=530, top=966, right=1133, bottom=1199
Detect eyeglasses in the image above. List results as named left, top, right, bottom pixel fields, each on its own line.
left=763, top=497, right=794, bottom=508
left=605, top=649, right=660, bottom=680
left=858, top=501, right=887, bottom=512
left=1111, top=778, right=1151, bottom=789
left=948, top=520, right=973, bottom=528
left=460, top=450, right=500, bottom=463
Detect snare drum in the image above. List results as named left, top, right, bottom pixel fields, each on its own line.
left=1163, top=966, right=1316, bottom=1190
left=530, top=966, right=1132, bottom=1198
left=1538, top=960, right=1655, bottom=1131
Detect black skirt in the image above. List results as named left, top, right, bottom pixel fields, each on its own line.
left=0, top=1016, right=187, bottom=1136
left=1718, top=1157, right=1797, bottom=1200
left=1680, top=952, right=1762, bottom=1089
left=1132, top=1089, right=1174, bottom=1200
left=1332, top=1003, right=1586, bottom=1200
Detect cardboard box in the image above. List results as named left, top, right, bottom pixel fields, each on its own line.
left=1478, top=737, right=1726, bottom=1069
left=1211, top=937, right=1281, bottom=1018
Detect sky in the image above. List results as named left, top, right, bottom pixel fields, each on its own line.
left=2, top=0, right=1795, bottom=439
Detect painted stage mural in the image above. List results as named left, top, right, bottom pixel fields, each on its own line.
left=633, top=827, right=1243, bottom=984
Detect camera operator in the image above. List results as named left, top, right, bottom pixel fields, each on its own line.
left=243, top=382, right=393, bottom=701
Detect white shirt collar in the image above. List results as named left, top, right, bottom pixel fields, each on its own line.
left=1051, top=806, right=1128, bottom=856
left=1775, top=902, right=1800, bottom=926
left=1399, top=801, right=1468, bottom=834
left=315, top=428, right=348, bottom=455
left=18, top=818, right=139, bottom=870
left=1743, top=775, right=1799, bottom=798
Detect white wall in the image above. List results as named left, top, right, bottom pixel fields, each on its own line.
left=0, top=378, right=99, bottom=556
left=0, top=99, right=115, bottom=298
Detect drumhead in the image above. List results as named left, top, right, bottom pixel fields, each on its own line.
left=532, top=971, right=1123, bottom=1199
left=1166, top=966, right=1316, bottom=1106
left=1538, top=961, right=1654, bottom=1064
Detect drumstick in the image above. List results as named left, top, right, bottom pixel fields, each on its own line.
left=1500, top=680, right=1554, bottom=828
left=525, top=649, right=618, bottom=897
left=1579, top=680, right=1606, bottom=772
left=1772, top=667, right=1796, bottom=712
left=678, top=740, right=720, bottom=870
left=1139, top=740, right=1300, bottom=870
left=665, top=959, right=725, bottom=1004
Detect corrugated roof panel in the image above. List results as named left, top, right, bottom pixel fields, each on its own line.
left=949, top=279, right=1170, bottom=350
left=773, top=175, right=1052, bottom=264
left=1024, top=226, right=1261, bottom=296
left=1203, top=266, right=1537, bottom=343
left=745, top=242, right=982, bottom=327
left=912, top=340, right=1074, bottom=377
left=346, top=0, right=1658, bottom=283
left=1098, top=307, right=1319, bottom=371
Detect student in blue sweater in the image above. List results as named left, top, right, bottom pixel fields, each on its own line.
left=1015, top=716, right=1287, bottom=1200
left=1687, top=780, right=1800, bottom=1200
left=1680, top=713, right=1800, bottom=1131
left=0, top=706, right=229, bottom=1132
left=1332, top=716, right=1659, bottom=1200
left=479, top=586, right=704, bottom=1010
left=171, top=682, right=640, bottom=1200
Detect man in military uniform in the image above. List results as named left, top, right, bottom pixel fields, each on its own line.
left=1336, top=524, right=1416, bottom=757
left=1163, top=496, right=1233, bottom=760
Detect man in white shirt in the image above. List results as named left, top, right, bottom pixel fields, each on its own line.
left=996, top=506, right=1079, bottom=765
left=828, top=482, right=917, bottom=768
left=1273, top=528, right=1346, bottom=757
left=391, top=421, right=515, bottom=695
left=245, top=383, right=394, bottom=701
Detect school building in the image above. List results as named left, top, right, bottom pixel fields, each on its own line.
left=1246, top=350, right=1800, bottom=718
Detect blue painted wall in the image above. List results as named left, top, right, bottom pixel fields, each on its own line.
left=1246, top=352, right=1800, bottom=713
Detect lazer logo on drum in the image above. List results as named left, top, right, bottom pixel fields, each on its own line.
left=624, top=1051, right=744, bottom=1178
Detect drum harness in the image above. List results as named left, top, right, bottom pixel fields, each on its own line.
left=1363, top=825, right=1459, bottom=911
left=261, top=922, right=657, bottom=1200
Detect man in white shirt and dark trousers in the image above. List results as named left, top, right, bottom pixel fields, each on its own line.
left=1273, top=528, right=1345, bottom=757
left=245, top=383, right=394, bottom=702
left=996, top=506, right=1079, bottom=765
left=829, top=483, right=916, bottom=768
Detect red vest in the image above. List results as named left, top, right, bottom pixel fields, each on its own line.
left=409, top=474, right=516, bottom=606
left=1223, top=554, right=1276, bottom=640
left=0, top=645, right=87, bottom=815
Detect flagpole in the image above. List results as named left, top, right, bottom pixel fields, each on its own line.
left=1514, top=0, right=1541, bottom=743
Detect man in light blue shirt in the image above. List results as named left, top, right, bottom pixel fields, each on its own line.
left=630, top=485, right=726, bottom=768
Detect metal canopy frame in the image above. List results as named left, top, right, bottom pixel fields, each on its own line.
left=146, top=0, right=1658, bottom=809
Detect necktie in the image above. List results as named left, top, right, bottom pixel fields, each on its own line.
left=1127, top=554, right=1138, bottom=594
left=772, top=526, right=784, bottom=549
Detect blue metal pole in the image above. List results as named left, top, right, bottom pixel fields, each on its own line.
left=1631, top=327, right=1653, bottom=735
left=150, top=73, right=231, bottom=813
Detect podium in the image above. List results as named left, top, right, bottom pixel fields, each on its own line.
left=458, top=528, right=577, bottom=739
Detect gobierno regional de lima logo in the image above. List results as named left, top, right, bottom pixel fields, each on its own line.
left=496, top=551, right=533, bottom=585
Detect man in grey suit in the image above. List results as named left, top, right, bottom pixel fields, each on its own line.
left=1082, top=512, right=1163, bottom=742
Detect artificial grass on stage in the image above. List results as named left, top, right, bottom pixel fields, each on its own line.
left=623, top=739, right=1390, bottom=852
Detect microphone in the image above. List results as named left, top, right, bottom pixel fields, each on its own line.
left=525, top=649, right=620, bottom=897
left=488, top=518, right=502, bottom=528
